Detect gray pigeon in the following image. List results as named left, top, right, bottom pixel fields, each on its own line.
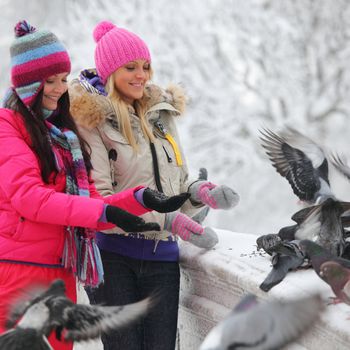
left=259, top=198, right=350, bottom=255
left=199, top=293, right=323, bottom=350
left=258, top=240, right=307, bottom=292
left=256, top=196, right=350, bottom=290
left=293, top=198, right=349, bottom=257
left=259, top=254, right=305, bottom=292
left=298, top=239, right=350, bottom=277
left=260, top=127, right=333, bottom=204
left=296, top=240, right=350, bottom=305
left=319, top=261, right=350, bottom=305
left=259, top=127, right=349, bottom=256
left=0, top=279, right=152, bottom=350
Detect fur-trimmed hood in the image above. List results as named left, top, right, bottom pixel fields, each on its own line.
left=69, top=74, right=187, bottom=130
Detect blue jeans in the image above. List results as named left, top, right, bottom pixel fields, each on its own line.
left=86, top=250, right=180, bottom=350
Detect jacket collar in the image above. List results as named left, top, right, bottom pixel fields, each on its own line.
left=69, top=69, right=186, bottom=130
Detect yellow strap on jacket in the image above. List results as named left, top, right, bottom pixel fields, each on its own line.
left=154, top=120, right=183, bottom=166
left=165, top=133, right=183, bottom=166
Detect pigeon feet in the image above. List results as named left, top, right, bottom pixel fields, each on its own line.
left=326, top=296, right=343, bottom=306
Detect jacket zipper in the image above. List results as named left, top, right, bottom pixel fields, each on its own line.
left=162, top=146, right=173, bottom=163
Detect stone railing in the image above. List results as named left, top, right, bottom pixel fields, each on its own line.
left=177, top=230, right=350, bottom=350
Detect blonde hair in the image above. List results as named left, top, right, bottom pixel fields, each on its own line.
left=105, top=69, right=155, bottom=152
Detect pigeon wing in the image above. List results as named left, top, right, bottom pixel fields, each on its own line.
left=260, top=255, right=304, bottom=292
left=5, top=279, right=66, bottom=329
left=63, top=297, right=151, bottom=342
left=231, top=294, right=258, bottom=313
left=199, top=309, right=268, bottom=350
left=337, top=201, right=350, bottom=215
left=251, top=294, right=323, bottom=350
left=0, top=329, right=53, bottom=350
left=260, top=128, right=320, bottom=201
left=331, top=153, right=350, bottom=181
left=291, top=206, right=317, bottom=224
left=294, top=205, right=322, bottom=241
left=200, top=294, right=322, bottom=350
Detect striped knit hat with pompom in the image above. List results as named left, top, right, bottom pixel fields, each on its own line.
left=10, top=20, right=71, bottom=107
left=93, top=21, right=151, bottom=84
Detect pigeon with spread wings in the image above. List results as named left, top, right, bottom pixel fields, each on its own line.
left=259, top=127, right=333, bottom=204
left=0, top=279, right=153, bottom=350
left=260, top=127, right=350, bottom=254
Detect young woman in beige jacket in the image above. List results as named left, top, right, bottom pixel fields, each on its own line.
left=70, top=20, right=239, bottom=350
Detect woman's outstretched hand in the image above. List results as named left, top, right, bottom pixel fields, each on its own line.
left=188, top=181, right=240, bottom=210
left=142, top=188, right=190, bottom=213
left=164, top=212, right=218, bottom=249
left=105, top=205, right=160, bottom=232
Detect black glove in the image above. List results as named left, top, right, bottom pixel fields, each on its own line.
left=105, top=205, right=160, bottom=232
left=142, top=188, right=190, bottom=213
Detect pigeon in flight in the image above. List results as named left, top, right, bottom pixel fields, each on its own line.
left=260, top=127, right=333, bottom=204
left=0, top=279, right=153, bottom=350
left=260, top=126, right=350, bottom=256
left=199, top=293, right=323, bottom=350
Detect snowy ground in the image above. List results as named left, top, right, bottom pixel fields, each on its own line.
left=178, top=229, right=350, bottom=349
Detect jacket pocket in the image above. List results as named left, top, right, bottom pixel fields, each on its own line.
left=103, top=125, right=129, bottom=144
left=102, top=126, right=136, bottom=179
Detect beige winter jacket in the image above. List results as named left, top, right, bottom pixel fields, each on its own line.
left=69, top=80, right=201, bottom=240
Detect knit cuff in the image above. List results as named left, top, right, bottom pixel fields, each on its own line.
left=134, top=188, right=146, bottom=207
left=99, top=204, right=108, bottom=223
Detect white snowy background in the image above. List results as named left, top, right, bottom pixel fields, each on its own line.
left=2, top=1, right=350, bottom=349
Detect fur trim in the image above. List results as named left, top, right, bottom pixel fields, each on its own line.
left=144, top=83, right=187, bottom=115
left=69, top=80, right=113, bottom=130
left=69, top=80, right=187, bottom=130
left=165, top=84, right=187, bottom=114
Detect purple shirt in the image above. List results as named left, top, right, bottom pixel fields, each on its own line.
left=96, top=232, right=179, bottom=262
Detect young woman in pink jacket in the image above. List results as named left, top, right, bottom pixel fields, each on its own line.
left=0, top=21, right=190, bottom=350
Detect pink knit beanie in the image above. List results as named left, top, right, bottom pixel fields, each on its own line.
left=93, top=21, right=151, bottom=84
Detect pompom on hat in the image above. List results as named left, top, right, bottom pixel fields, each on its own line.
left=9, top=20, right=71, bottom=107
left=93, top=21, right=151, bottom=84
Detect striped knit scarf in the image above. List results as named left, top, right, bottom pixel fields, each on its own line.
left=46, top=121, right=103, bottom=287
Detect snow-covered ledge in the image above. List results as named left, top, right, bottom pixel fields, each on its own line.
left=177, top=230, right=350, bottom=350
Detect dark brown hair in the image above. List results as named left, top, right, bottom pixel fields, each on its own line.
left=4, top=90, right=92, bottom=183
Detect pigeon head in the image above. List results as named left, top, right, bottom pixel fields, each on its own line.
left=256, top=234, right=282, bottom=254
left=46, top=279, right=66, bottom=297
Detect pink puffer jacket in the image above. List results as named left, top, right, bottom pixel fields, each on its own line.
left=0, top=109, right=148, bottom=265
